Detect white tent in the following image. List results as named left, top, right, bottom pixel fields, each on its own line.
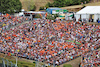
left=75, top=6, right=100, bottom=22
left=19, top=12, right=24, bottom=16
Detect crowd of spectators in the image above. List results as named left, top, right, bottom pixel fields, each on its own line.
left=0, top=14, right=28, bottom=32
left=81, top=50, right=100, bottom=67
left=0, top=18, right=100, bottom=66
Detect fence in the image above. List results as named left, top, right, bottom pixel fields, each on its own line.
left=0, top=58, right=17, bottom=67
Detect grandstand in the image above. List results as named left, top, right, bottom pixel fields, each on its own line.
left=0, top=13, right=100, bottom=67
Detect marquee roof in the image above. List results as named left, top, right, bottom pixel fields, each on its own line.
left=76, top=6, right=100, bottom=14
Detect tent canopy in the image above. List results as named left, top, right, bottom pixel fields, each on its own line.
left=46, top=7, right=61, bottom=14
left=76, top=6, right=100, bottom=14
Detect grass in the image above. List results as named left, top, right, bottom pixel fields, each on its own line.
left=10, top=60, right=35, bottom=67
left=63, top=64, right=72, bottom=67
left=0, top=57, right=51, bottom=67
left=0, top=57, right=35, bottom=67
left=0, top=53, right=36, bottom=67
left=0, top=53, right=49, bottom=67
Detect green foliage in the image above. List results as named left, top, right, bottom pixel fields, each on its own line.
left=46, top=14, right=58, bottom=20
left=46, top=14, right=53, bottom=20
left=39, top=6, right=45, bottom=10
left=54, top=14, right=59, bottom=19
left=53, top=0, right=66, bottom=7
left=30, top=5, right=36, bottom=11
left=65, top=0, right=73, bottom=6
left=34, top=14, right=42, bottom=18
left=46, top=0, right=91, bottom=7
left=8, top=59, right=35, bottom=67
left=0, top=0, right=22, bottom=14
left=63, top=64, right=72, bottom=67
left=46, top=2, right=54, bottom=7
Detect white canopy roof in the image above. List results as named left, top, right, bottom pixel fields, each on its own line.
left=76, top=6, right=100, bottom=14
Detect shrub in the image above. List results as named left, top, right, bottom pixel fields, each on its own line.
left=34, top=14, right=42, bottom=18
left=39, top=7, right=44, bottom=10
left=30, top=5, right=36, bottom=11
left=45, top=2, right=54, bottom=7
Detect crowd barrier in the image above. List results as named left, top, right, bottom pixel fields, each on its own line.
left=0, top=58, right=16, bottom=67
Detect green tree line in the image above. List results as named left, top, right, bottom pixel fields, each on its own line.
left=46, top=0, right=90, bottom=7
left=0, top=0, right=22, bottom=14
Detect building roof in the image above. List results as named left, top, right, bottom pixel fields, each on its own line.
left=76, top=6, right=100, bottom=14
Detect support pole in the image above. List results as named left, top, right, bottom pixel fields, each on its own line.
left=30, top=14, right=32, bottom=20
left=2, top=58, right=5, bottom=67
left=10, top=62, right=12, bottom=67
left=15, top=58, right=17, bottom=67
left=6, top=59, right=9, bottom=67
left=53, top=60, right=55, bottom=67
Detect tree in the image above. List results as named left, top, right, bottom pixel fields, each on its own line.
left=45, top=2, right=54, bottom=7
left=46, top=14, right=59, bottom=20
left=0, top=0, right=22, bottom=14
left=29, top=5, right=36, bottom=11
left=65, top=0, right=73, bottom=6
left=53, top=0, right=66, bottom=7
left=72, top=0, right=81, bottom=5
left=34, top=14, right=42, bottom=19
left=39, top=6, right=44, bottom=10
left=45, top=0, right=91, bottom=8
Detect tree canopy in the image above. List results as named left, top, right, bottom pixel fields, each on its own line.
left=46, top=0, right=91, bottom=7
left=0, top=0, right=22, bottom=14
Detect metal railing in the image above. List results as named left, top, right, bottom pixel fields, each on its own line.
left=0, top=58, right=17, bottom=67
